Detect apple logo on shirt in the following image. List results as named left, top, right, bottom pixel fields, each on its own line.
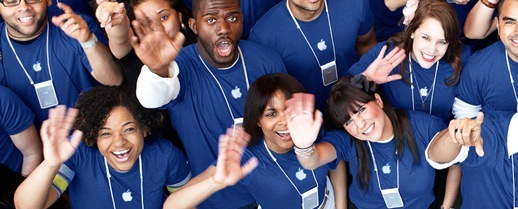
left=419, top=87, right=429, bottom=97
left=382, top=163, right=391, bottom=174
left=317, top=39, right=327, bottom=51
left=296, top=168, right=307, bottom=181
left=122, top=189, right=133, bottom=202
left=231, top=86, right=242, bottom=99
left=33, top=61, right=42, bottom=72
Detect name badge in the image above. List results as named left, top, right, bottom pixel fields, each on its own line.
left=34, top=80, right=58, bottom=109
left=321, top=60, right=337, bottom=86
left=233, top=117, right=243, bottom=127
left=381, top=188, right=404, bottom=208
left=301, top=186, right=318, bottom=209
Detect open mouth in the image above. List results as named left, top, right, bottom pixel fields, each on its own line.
left=276, top=130, right=291, bottom=140
left=215, top=40, right=233, bottom=57
left=111, top=148, right=132, bottom=162
left=362, top=123, right=374, bottom=135
left=421, top=52, right=436, bottom=63
left=19, top=16, right=34, bottom=23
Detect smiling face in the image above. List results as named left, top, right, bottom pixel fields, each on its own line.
left=0, top=0, right=50, bottom=40
left=97, top=106, right=146, bottom=172
left=258, top=90, right=293, bottom=154
left=497, top=0, right=518, bottom=62
left=190, top=0, right=243, bottom=68
left=343, top=94, right=394, bottom=142
left=134, top=0, right=182, bottom=39
left=410, top=17, right=449, bottom=69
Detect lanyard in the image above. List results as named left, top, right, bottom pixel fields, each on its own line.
left=104, top=155, right=144, bottom=209
left=5, top=23, right=53, bottom=85
left=263, top=140, right=318, bottom=196
left=367, top=141, right=400, bottom=191
left=286, top=0, right=336, bottom=67
left=409, top=56, right=438, bottom=114
left=199, top=47, right=249, bottom=122
left=505, top=51, right=518, bottom=112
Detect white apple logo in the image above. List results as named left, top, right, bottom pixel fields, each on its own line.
left=231, top=86, right=242, bottom=99
left=33, top=61, right=42, bottom=72
left=419, top=87, right=429, bottom=97
left=382, top=163, right=391, bottom=174
left=317, top=39, right=327, bottom=51
left=295, top=168, right=307, bottom=181
left=122, top=189, right=133, bottom=202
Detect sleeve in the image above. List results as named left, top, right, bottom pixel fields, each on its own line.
left=347, top=42, right=385, bottom=75
left=357, top=0, right=374, bottom=36
left=51, top=144, right=85, bottom=196
left=507, top=113, right=518, bottom=157
left=165, top=143, right=192, bottom=192
left=136, top=62, right=181, bottom=108
left=321, top=130, right=353, bottom=169
left=425, top=134, right=470, bottom=170
left=0, top=86, right=34, bottom=135
left=453, top=56, right=484, bottom=119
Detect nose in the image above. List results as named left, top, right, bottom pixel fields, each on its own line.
left=217, top=20, right=230, bottom=36
left=278, top=112, right=287, bottom=125
left=351, top=115, right=366, bottom=129
left=112, top=133, right=127, bottom=147
left=17, top=0, right=30, bottom=11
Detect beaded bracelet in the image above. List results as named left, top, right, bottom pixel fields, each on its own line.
left=480, top=0, right=497, bottom=9
left=294, top=144, right=316, bottom=158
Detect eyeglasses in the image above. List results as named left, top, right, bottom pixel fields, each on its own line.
left=0, top=0, right=42, bottom=7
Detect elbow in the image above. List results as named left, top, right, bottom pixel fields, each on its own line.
left=384, top=0, right=402, bottom=11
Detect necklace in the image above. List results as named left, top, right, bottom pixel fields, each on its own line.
left=409, top=56, right=438, bottom=113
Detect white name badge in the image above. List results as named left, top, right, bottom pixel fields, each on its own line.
left=301, top=187, right=319, bottom=209
left=34, top=80, right=58, bottom=109
left=321, top=60, right=338, bottom=86
left=381, top=188, right=404, bottom=208
left=234, top=117, right=243, bottom=127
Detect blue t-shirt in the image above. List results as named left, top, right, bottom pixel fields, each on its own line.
left=458, top=111, right=517, bottom=209
left=368, top=0, right=404, bottom=42
left=52, top=138, right=191, bottom=209
left=456, top=41, right=518, bottom=114
left=349, top=42, right=471, bottom=124
left=183, top=0, right=282, bottom=39
left=238, top=139, right=330, bottom=209
left=166, top=40, right=286, bottom=209
left=0, top=85, right=34, bottom=174
left=0, top=23, right=97, bottom=128
left=249, top=0, right=374, bottom=110
left=324, top=111, right=445, bottom=209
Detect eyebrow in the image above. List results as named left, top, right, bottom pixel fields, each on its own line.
left=101, top=122, right=136, bottom=130
left=503, top=17, right=517, bottom=22
left=157, top=9, right=168, bottom=14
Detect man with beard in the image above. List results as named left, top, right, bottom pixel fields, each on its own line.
left=0, top=0, right=122, bottom=128
left=132, top=0, right=286, bottom=208
left=453, top=0, right=518, bottom=119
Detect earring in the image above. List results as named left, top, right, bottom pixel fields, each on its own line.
left=181, top=23, right=187, bottom=31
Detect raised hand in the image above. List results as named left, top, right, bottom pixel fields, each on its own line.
left=51, top=3, right=92, bottom=43
left=95, top=1, right=127, bottom=29
left=131, top=8, right=185, bottom=77
left=362, top=45, right=406, bottom=84
left=448, top=112, right=484, bottom=156
left=40, top=105, right=83, bottom=167
left=284, top=93, right=323, bottom=148
left=213, top=126, right=258, bottom=186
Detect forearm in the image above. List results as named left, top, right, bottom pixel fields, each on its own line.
left=21, top=153, right=43, bottom=177
left=14, top=161, right=61, bottom=209
left=384, top=0, right=407, bottom=11
left=441, top=165, right=461, bottom=209
left=11, top=124, right=43, bottom=176
left=106, top=17, right=134, bottom=59
left=355, top=29, right=377, bottom=56
left=163, top=176, right=224, bottom=209
left=464, top=0, right=498, bottom=39
left=297, top=142, right=336, bottom=170
left=85, top=36, right=124, bottom=86
left=329, top=161, right=347, bottom=209
left=427, top=130, right=463, bottom=163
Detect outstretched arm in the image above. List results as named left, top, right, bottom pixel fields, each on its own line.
left=10, top=124, right=42, bottom=177
left=52, top=3, right=123, bottom=86
left=14, top=106, right=83, bottom=209
left=95, top=0, right=133, bottom=59
left=163, top=126, right=258, bottom=209
left=464, top=0, right=498, bottom=39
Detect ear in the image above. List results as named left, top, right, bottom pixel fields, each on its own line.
left=257, top=122, right=262, bottom=128
left=188, top=17, right=197, bottom=34
left=374, top=93, right=384, bottom=108
left=495, top=16, right=500, bottom=35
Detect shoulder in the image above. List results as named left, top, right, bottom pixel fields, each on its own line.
left=251, top=2, right=288, bottom=31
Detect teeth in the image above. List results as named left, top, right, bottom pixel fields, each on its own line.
left=19, top=17, right=33, bottom=23
left=277, top=130, right=290, bottom=134
left=363, top=124, right=374, bottom=135
left=422, top=53, right=435, bottom=60
left=112, top=149, right=130, bottom=155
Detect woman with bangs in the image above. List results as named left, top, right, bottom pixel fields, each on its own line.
left=285, top=76, right=448, bottom=209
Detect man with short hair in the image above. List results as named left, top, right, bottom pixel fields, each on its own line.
left=132, top=0, right=286, bottom=208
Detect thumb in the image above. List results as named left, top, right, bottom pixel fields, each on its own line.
left=475, top=132, right=484, bottom=157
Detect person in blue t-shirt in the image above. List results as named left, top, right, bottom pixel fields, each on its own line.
left=0, top=0, right=122, bottom=128
left=0, top=85, right=42, bottom=177
left=131, top=0, right=286, bottom=208
left=427, top=111, right=518, bottom=209
left=249, top=0, right=377, bottom=111
left=285, top=76, right=447, bottom=209
left=453, top=0, right=518, bottom=119
left=13, top=86, right=191, bottom=209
